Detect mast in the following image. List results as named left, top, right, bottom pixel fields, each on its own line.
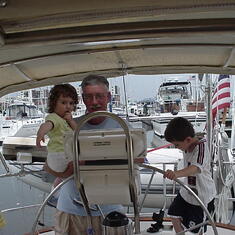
left=205, top=74, right=213, bottom=153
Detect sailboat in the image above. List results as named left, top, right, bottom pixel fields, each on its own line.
left=0, top=1, right=235, bottom=234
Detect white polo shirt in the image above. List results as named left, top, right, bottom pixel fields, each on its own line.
left=179, top=139, right=216, bottom=205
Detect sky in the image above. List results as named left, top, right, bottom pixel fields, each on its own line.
left=2, top=73, right=191, bottom=101
left=4, top=73, right=234, bottom=104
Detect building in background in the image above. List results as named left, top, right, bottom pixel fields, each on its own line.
left=111, top=85, right=121, bottom=107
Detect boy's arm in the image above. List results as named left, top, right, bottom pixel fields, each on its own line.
left=43, top=161, right=74, bottom=178
left=164, top=165, right=200, bottom=180
left=36, top=121, right=53, bottom=147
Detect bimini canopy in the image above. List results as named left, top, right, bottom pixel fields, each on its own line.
left=1, top=0, right=235, bottom=96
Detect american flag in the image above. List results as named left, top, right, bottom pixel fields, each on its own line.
left=212, top=74, right=231, bottom=120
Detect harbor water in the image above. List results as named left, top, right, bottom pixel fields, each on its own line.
left=0, top=147, right=54, bottom=235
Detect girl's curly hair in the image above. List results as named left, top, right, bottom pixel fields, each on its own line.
left=48, top=84, right=79, bottom=113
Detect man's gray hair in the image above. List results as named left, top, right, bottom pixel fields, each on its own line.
left=81, top=75, right=109, bottom=90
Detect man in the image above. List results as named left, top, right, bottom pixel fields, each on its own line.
left=45, top=75, right=124, bottom=235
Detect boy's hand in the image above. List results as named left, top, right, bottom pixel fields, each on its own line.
left=164, top=169, right=177, bottom=180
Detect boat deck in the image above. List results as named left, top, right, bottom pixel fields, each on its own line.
left=34, top=221, right=235, bottom=235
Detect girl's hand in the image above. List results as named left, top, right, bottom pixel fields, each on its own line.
left=64, top=112, right=72, bottom=122
left=36, top=121, right=53, bottom=148
left=64, top=113, right=77, bottom=130
left=36, top=134, right=44, bottom=148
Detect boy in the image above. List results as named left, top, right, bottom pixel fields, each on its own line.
left=164, top=117, right=216, bottom=234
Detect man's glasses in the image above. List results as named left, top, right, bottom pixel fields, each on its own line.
left=83, top=93, right=108, bottom=101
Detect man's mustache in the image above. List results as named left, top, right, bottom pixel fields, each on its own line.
left=91, top=105, right=102, bottom=109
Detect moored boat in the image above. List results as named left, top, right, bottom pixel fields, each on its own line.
left=0, top=101, right=44, bottom=144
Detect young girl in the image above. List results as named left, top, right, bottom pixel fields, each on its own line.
left=36, top=84, right=78, bottom=175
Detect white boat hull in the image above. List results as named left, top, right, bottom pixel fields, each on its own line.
left=152, top=111, right=207, bottom=147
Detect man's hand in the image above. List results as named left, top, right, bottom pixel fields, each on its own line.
left=62, top=161, right=74, bottom=178
left=43, top=161, right=74, bottom=178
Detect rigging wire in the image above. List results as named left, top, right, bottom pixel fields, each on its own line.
left=120, top=63, right=129, bottom=121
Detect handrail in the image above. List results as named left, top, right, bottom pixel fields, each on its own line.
left=0, top=151, right=10, bottom=173
left=147, top=143, right=173, bottom=152
left=0, top=161, right=44, bottom=178
left=139, top=163, right=218, bottom=235
left=2, top=204, right=42, bottom=213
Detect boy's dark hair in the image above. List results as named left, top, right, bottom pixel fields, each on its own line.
left=48, top=84, right=78, bottom=113
left=81, top=75, right=109, bottom=90
left=164, top=117, right=195, bottom=142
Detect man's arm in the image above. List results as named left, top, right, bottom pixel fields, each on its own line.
left=43, top=161, right=74, bottom=178
left=164, top=165, right=200, bottom=180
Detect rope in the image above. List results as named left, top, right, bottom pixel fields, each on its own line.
left=147, top=143, right=173, bottom=153
left=215, top=166, right=235, bottom=223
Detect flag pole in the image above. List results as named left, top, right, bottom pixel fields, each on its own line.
left=221, top=106, right=228, bottom=125
left=220, top=107, right=228, bottom=132
left=231, top=81, right=235, bottom=153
